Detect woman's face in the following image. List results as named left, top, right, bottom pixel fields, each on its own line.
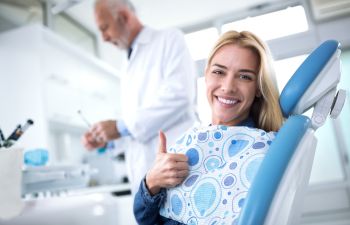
left=206, top=44, right=260, bottom=126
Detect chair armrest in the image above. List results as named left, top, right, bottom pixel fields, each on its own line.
left=237, top=115, right=311, bottom=225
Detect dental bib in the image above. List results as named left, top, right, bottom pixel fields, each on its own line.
left=159, top=125, right=275, bottom=225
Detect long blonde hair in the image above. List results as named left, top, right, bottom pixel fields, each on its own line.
left=206, top=30, right=284, bottom=132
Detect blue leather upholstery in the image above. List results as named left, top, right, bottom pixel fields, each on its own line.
left=280, top=40, right=340, bottom=117
left=237, top=115, right=310, bottom=225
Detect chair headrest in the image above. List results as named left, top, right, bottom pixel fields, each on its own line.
left=279, top=40, right=341, bottom=117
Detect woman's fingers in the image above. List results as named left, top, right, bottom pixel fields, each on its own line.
left=158, top=130, right=167, bottom=154
left=165, top=172, right=189, bottom=187
left=145, top=131, right=190, bottom=193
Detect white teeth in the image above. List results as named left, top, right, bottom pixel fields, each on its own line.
left=218, top=97, right=237, bottom=105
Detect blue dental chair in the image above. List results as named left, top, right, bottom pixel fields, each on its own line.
left=237, top=40, right=347, bottom=225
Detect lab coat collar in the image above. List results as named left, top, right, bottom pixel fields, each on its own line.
left=127, top=26, right=153, bottom=62
left=132, top=26, right=153, bottom=47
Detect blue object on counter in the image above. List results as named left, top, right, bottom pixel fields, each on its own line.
left=24, top=149, right=49, bottom=166
left=97, top=147, right=107, bottom=154
left=97, top=141, right=115, bottom=154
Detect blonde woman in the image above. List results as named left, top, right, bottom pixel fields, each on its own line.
left=133, top=30, right=284, bottom=224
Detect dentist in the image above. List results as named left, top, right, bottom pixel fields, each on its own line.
left=82, top=0, right=198, bottom=194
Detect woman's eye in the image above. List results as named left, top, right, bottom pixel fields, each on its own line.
left=239, top=74, right=253, bottom=80
left=212, top=70, right=224, bottom=75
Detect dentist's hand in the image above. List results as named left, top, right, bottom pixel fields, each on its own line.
left=145, top=131, right=189, bottom=196
left=82, top=132, right=106, bottom=150
left=82, top=120, right=121, bottom=150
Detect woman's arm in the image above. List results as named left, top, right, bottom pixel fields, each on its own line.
left=133, top=131, right=189, bottom=224
left=133, top=178, right=166, bottom=225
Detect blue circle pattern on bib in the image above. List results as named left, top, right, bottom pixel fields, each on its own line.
left=160, top=125, right=275, bottom=224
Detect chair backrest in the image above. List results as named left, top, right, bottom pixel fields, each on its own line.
left=237, top=40, right=346, bottom=225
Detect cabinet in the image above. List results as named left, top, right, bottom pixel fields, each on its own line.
left=0, top=24, right=121, bottom=163
left=0, top=184, right=137, bottom=225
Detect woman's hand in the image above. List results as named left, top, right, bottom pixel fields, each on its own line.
left=146, top=131, right=189, bottom=196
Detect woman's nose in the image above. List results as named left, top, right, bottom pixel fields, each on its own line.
left=221, top=76, right=237, bottom=93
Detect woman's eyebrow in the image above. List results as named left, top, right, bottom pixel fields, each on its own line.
left=239, top=69, right=257, bottom=75
left=211, top=63, right=227, bottom=69
left=212, top=64, right=257, bottom=75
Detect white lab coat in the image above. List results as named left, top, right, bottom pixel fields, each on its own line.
left=119, top=27, right=198, bottom=194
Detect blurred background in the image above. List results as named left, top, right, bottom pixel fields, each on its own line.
left=0, top=0, right=349, bottom=224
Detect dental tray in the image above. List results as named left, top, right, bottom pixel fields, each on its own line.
left=22, top=165, right=91, bottom=195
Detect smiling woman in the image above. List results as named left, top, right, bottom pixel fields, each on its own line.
left=133, top=30, right=284, bottom=225
left=205, top=44, right=259, bottom=126
left=205, top=30, right=283, bottom=132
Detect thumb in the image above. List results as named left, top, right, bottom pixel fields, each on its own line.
left=158, top=130, right=167, bottom=154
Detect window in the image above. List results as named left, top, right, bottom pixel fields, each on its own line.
left=0, top=1, right=97, bottom=56
left=274, top=54, right=307, bottom=91
left=184, top=27, right=219, bottom=61
left=222, top=5, right=308, bottom=41
left=0, top=2, right=42, bottom=33
left=53, top=14, right=98, bottom=56
left=338, top=49, right=350, bottom=171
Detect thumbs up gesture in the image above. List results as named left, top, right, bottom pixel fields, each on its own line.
left=145, top=131, right=189, bottom=196
left=158, top=130, right=167, bottom=154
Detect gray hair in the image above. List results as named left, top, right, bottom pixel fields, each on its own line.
left=95, top=0, right=135, bottom=13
